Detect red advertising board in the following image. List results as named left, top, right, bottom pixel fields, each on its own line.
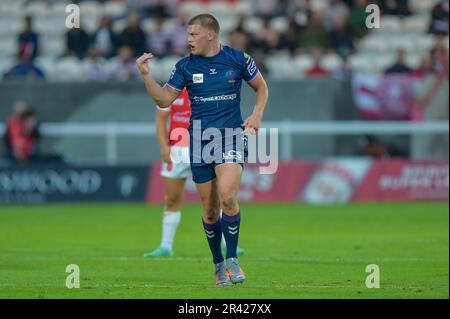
left=353, top=160, right=449, bottom=201
left=146, top=160, right=449, bottom=203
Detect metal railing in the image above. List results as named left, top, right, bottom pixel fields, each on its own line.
left=0, top=121, right=448, bottom=164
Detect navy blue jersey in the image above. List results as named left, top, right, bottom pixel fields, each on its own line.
left=165, top=45, right=259, bottom=133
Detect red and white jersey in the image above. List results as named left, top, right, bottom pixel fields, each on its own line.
left=158, top=88, right=191, bottom=146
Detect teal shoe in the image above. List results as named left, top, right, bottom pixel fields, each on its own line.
left=143, top=247, right=173, bottom=257
left=236, top=247, right=246, bottom=256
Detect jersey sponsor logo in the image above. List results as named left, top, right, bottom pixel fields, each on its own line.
left=193, top=73, right=204, bottom=83
left=222, top=150, right=243, bottom=161
left=247, top=59, right=257, bottom=77
left=192, top=93, right=237, bottom=103
left=169, top=67, right=176, bottom=79
left=209, top=68, right=217, bottom=75
left=226, top=70, right=237, bottom=83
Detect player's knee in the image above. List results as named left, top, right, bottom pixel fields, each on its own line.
left=165, top=194, right=180, bottom=211
left=203, top=206, right=220, bottom=223
left=219, top=191, right=238, bottom=211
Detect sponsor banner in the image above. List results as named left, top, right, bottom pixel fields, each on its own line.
left=353, top=160, right=449, bottom=201
left=302, top=158, right=372, bottom=204
left=147, top=162, right=318, bottom=203
left=0, top=165, right=149, bottom=204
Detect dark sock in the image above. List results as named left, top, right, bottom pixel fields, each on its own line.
left=221, top=211, right=240, bottom=259
left=203, top=218, right=224, bottom=264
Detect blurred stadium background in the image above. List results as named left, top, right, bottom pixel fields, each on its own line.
left=0, top=0, right=448, bottom=298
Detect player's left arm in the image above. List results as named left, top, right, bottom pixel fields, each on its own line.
left=243, top=73, right=269, bottom=133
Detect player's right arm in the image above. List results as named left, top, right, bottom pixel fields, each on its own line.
left=155, top=107, right=172, bottom=164
left=136, top=53, right=180, bottom=108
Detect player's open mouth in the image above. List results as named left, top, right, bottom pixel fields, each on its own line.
left=189, top=45, right=195, bottom=51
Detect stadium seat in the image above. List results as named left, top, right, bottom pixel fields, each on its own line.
left=310, top=0, right=329, bottom=11
left=179, top=1, right=206, bottom=17
left=142, top=19, right=156, bottom=34
left=321, top=54, right=343, bottom=71
left=243, top=16, right=263, bottom=34
left=414, top=34, right=437, bottom=52
left=409, top=0, right=440, bottom=14
left=25, top=1, right=49, bottom=17
left=55, top=56, right=85, bottom=81
left=379, top=16, right=403, bottom=33
left=0, top=36, right=17, bottom=57
left=270, top=17, right=289, bottom=34
left=234, top=1, right=253, bottom=16
left=403, top=15, right=430, bottom=33
left=349, top=54, right=379, bottom=73
left=112, top=19, right=127, bottom=34
left=103, top=1, right=127, bottom=17
left=35, top=56, right=58, bottom=80
left=0, top=57, right=15, bottom=76
left=358, top=35, right=389, bottom=53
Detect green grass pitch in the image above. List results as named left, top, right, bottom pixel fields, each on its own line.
left=0, top=202, right=448, bottom=299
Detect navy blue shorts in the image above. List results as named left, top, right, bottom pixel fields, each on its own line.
left=190, top=134, right=248, bottom=184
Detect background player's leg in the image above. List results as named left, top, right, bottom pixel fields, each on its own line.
left=144, top=177, right=185, bottom=257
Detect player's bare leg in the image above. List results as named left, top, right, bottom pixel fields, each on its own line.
left=144, top=177, right=186, bottom=257
left=215, top=163, right=246, bottom=284
left=196, top=179, right=231, bottom=286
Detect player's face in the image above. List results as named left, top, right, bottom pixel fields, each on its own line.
left=187, top=24, right=209, bottom=56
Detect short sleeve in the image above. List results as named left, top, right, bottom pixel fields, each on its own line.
left=242, top=52, right=260, bottom=82
left=165, top=60, right=186, bottom=91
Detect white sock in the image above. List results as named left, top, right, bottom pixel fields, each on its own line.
left=160, top=211, right=181, bottom=251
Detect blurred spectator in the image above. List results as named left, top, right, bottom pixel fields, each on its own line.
left=290, top=0, right=312, bottom=29
left=250, top=0, right=281, bottom=19
left=329, top=14, right=354, bottom=57
left=147, top=0, right=171, bottom=19
left=429, top=0, right=449, bottom=35
left=379, top=0, right=411, bottom=16
left=332, top=56, right=353, bottom=80
left=18, top=15, right=39, bottom=61
left=323, top=0, right=349, bottom=31
left=66, top=25, right=90, bottom=59
left=410, top=55, right=434, bottom=79
left=3, top=55, right=45, bottom=80
left=169, top=13, right=189, bottom=56
left=85, top=48, right=109, bottom=81
left=349, top=0, right=369, bottom=39
left=360, top=135, right=390, bottom=158
left=279, top=18, right=302, bottom=56
left=305, top=50, right=329, bottom=78
left=360, top=135, right=408, bottom=158
left=119, top=11, right=147, bottom=57
left=430, top=37, right=449, bottom=77
left=228, top=15, right=250, bottom=52
left=5, top=104, right=40, bottom=162
left=91, top=15, right=117, bottom=59
left=300, top=10, right=330, bottom=50
left=4, top=101, right=29, bottom=160
left=250, top=17, right=280, bottom=54
left=385, top=49, right=411, bottom=74
left=146, top=16, right=171, bottom=58
left=110, top=46, right=141, bottom=80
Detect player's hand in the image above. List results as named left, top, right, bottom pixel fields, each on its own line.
left=136, top=53, right=153, bottom=76
left=160, top=145, right=172, bottom=165
left=243, top=112, right=262, bottom=135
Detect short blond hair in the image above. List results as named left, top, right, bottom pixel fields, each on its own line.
left=188, top=13, right=220, bottom=34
